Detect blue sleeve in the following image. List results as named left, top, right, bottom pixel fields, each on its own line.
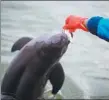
left=86, top=16, right=109, bottom=42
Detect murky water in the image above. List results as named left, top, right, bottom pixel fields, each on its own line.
left=1, top=1, right=109, bottom=99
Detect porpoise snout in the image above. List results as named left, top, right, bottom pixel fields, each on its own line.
left=47, top=33, right=70, bottom=49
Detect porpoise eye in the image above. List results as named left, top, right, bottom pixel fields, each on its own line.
left=40, top=50, right=45, bottom=57
left=38, top=47, right=50, bottom=58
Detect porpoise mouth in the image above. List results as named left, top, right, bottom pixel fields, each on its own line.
left=62, top=30, right=73, bottom=43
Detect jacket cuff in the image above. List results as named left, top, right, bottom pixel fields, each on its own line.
left=86, top=16, right=103, bottom=35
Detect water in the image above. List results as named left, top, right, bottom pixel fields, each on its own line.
left=1, top=1, right=109, bottom=99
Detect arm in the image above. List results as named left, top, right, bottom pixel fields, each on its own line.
left=63, top=15, right=109, bottom=42
left=85, top=16, right=109, bottom=42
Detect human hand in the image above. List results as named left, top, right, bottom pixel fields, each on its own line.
left=63, top=15, right=88, bottom=33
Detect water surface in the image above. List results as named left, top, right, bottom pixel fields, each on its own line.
left=1, top=1, right=109, bottom=99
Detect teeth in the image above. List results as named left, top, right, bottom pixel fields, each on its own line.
left=63, top=30, right=73, bottom=43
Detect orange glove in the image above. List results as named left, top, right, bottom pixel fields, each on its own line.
left=63, top=15, right=89, bottom=33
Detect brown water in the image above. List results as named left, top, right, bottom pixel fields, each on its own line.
left=1, top=1, right=109, bottom=99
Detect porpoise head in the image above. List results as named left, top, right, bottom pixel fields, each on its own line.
left=38, top=33, right=70, bottom=66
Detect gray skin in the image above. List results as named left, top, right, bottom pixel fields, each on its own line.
left=11, top=37, right=65, bottom=95
left=1, top=33, right=70, bottom=100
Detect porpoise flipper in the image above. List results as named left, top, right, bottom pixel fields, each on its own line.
left=11, top=37, right=33, bottom=52
left=49, top=62, right=65, bottom=95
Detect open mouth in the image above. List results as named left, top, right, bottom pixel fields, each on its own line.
left=70, top=32, right=73, bottom=38
left=62, top=30, right=73, bottom=43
